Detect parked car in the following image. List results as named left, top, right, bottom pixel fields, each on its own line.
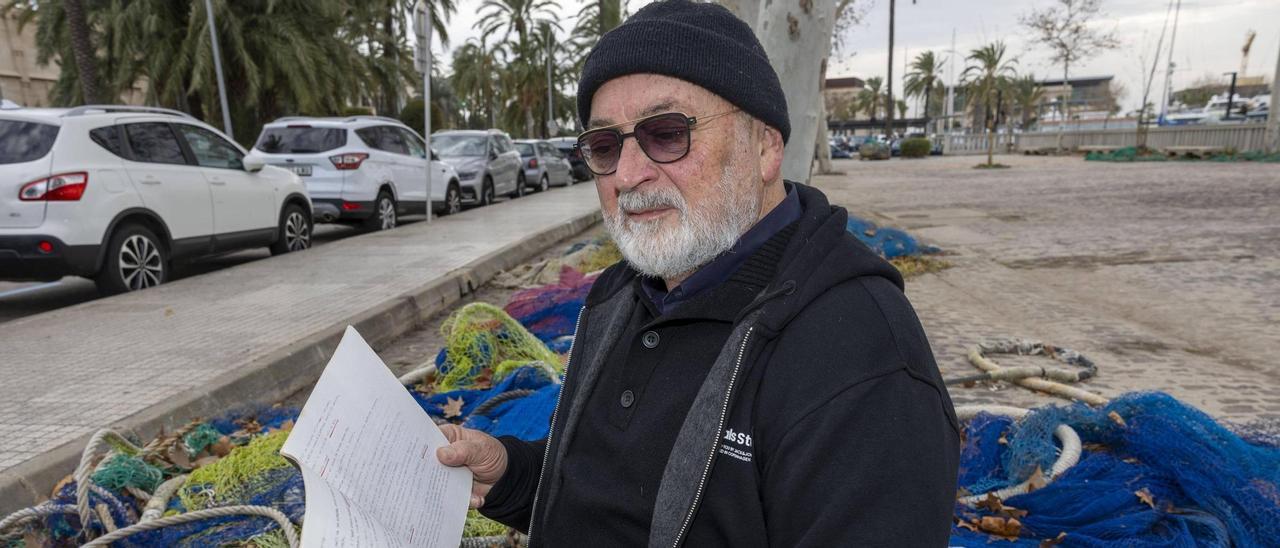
left=0, top=105, right=312, bottom=293
left=515, top=139, right=575, bottom=191
left=432, top=129, right=523, bottom=205
left=547, top=136, right=593, bottom=182
left=830, top=145, right=852, bottom=159
left=251, top=116, right=462, bottom=227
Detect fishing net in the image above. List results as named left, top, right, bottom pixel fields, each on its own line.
left=504, top=267, right=595, bottom=353
left=952, top=392, right=1280, bottom=546
left=434, top=303, right=565, bottom=391
left=846, top=216, right=939, bottom=259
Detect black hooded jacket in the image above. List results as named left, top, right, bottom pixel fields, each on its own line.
left=481, top=183, right=960, bottom=546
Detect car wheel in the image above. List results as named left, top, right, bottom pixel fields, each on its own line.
left=444, top=183, right=462, bottom=215
left=365, top=191, right=396, bottom=230
left=512, top=173, right=526, bottom=198
left=270, top=204, right=312, bottom=255
left=539, top=174, right=549, bottom=192
left=95, top=223, right=167, bottom=294
left=480, top=178, right=495, bottom=206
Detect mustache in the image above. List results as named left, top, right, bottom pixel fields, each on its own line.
left=616, top=187, right=685, bottom=215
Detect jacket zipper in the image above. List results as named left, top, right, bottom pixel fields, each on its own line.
left=672, top=327, right=754, bottom=547
left=526, top=305, right=586, bottom=544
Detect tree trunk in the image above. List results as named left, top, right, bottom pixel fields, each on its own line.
left=1267, top=38, right=1280, bottom=153
left=726, top=0, right=839, bottom=184
left=814, top=57, right=833, bottom=174
left=884, top=0, right=895, bottom=139
left=986, top=94, right=994, bottom=166
left=923, top=82, right=931, bottom=135
left=1056, top=61, right=1069, bottom=151
left=63, top=0, right=101, bottom=104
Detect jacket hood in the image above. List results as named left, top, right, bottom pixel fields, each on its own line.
left=586, top=182, right=903, bottom=331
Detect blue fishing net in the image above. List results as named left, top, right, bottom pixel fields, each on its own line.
left=845, top=217, right=938, bottom=258
left=951, top=392, right=1280, bottom=546
left=116, top=467, right=304, bottom=547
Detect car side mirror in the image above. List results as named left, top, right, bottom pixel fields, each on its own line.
left=489, top=150, right=498, bottom=160
left=243, top=155, right=266, bottom=172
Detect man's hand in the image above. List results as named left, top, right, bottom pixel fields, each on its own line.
left=437, top=424, right=508, bottom=509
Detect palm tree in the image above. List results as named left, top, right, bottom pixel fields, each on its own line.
left=450, top=37, right=503, bottom=128
left=904, top=50, right=944, bottom=134
left=477, top=0, right=560, bottom=136
left=1008, top=75, right=1044, bottom=131
left=962, top=41, right=1017, bottom=167
left=860, top=77, right=885, bottom=122
left=896, top=99, right=908, bottom=120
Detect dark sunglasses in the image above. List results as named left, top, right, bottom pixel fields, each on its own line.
left=575, top=109, right=739, bottom=176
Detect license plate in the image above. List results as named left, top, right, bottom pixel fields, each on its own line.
left=289, top=165, right=312, bottom=177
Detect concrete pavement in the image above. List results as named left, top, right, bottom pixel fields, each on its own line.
left=813, top=155, right=1280, bottom=423
left=0, top=184, right=602, bottom=511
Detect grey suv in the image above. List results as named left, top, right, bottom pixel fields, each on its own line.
left=431, top=129, right=522, bottom=206
left=514, top=139, right=574, bottom=192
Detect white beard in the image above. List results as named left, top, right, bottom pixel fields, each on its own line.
left=603, top=156, right=761, bottom=281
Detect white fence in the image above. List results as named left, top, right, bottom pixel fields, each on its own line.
left=943, top=125, right=1270, bottom=155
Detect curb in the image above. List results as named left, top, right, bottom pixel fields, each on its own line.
left=0, top=209, right=601, bottom=514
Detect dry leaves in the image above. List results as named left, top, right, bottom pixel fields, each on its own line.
left=978, top=516, right=1023, bottom=539
left=1135, top=487, right=1156, bottom=509
left=1026, top=466, right=1049, bottom=492
left=441, top=397, right=465, bottom=418
left=1040, top=532, right=1067, bottom=547
left=1108, top=410, right=1127, bottom=427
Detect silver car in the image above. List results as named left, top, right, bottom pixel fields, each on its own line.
left=431, top=129, right=523, bottom=206
left=514, top=139, right=575, bottom=192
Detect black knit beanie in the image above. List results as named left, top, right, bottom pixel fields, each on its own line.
left=577, top=0, right=790, bottom=143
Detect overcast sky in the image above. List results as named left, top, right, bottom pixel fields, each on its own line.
left=429, top=0, right=1280, bottom=115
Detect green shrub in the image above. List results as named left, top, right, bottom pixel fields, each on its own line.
left=859, top=141, right=891, bottom=160
left=340, top=105, right=374, bottom=117
left=901, top=138, right=932, bottom=158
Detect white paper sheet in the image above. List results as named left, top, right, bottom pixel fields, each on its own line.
left=282, top=326, right=471, bottom=547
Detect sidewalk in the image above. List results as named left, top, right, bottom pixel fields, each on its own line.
left=0, top=184, right=602, bottom=511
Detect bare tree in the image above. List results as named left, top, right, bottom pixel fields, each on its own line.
left=1020, top=0, right=1119, bottom=151
left=813, top=0, right=868, bottom=175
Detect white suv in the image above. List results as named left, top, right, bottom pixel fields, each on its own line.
left=250, top=116, right=462, bottom=228
left=0, top=105, right=312, bottom=293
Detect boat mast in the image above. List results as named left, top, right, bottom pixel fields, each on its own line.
left=1158, top=0, right=1181, bottom=124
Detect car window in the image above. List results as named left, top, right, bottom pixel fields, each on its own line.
left=89, top=126, right=126, bottom=158
left=515, top=142, right=535, bottom=157
left=175, top=125, right=244, bottom=170
left=125, top=123, right=188, bottom=165
left=398, top=128, right=427, bottom=158
left=378, top=126, right=411, bottom=155
left=501, top=136, right=515, bottom=153
left=433, top=134, right=486, bottom=157
left=354, top=127, right=381, bottom=150
left=0, top=120, right=59, bottom=164
left=255, top=126, right=346, bottom=153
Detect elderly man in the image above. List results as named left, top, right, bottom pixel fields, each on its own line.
left=437, top=1, right=959, bottom=545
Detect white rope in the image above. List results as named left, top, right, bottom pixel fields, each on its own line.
left=967, top=346, right=1109, bottom=406
left=0, top=503, right=77, bottom=539
left=76, top=430, right=144, bottom=532
left=953, top=404, right=1083, bottom=506
left=81, top=504, right=299, bottom=547
left=141, top=475, right=188, bottom=522
left=398, top=363, right=437, bottom=386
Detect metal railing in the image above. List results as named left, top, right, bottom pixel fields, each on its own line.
left=943, top=124, right=1269, bottom=155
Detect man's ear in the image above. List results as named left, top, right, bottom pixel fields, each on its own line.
left=758, top=122, right=784, bottom=184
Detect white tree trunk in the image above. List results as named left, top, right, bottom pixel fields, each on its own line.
left=720, top=0, right=838, bottom=184
left=1267, top=39, right=1280, bottom=153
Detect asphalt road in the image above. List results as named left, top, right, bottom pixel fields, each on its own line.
left=0, top=218, right=421, bottom=324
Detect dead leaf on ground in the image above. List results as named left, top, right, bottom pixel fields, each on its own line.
left=978, top=515, right=1023, bottom=539
left=1108, top=410, right=1127, bottom=427
left=441, top=396, right=465, bottom=418
left=1135, top=487, right=1156, bottom=509
left=956, top=519, right=980, bottom=533
left=1026, top=466, right=1048, bottom=492
left=1040, top=532, right=1067, bottom=547
left=211, top=436, right=233, bottom=457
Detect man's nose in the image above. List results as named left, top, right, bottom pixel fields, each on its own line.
left=613, top=135, right=655, bottom=192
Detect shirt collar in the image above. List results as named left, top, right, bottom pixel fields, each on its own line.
left=639, top=182, right=802, bottom=316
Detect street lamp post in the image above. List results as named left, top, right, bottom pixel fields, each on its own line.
left=1223, top=71, right=1238, bottom=122
left=415, top=2, right=433, bottom=223
left=203, top=0, right=233, bottom=137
